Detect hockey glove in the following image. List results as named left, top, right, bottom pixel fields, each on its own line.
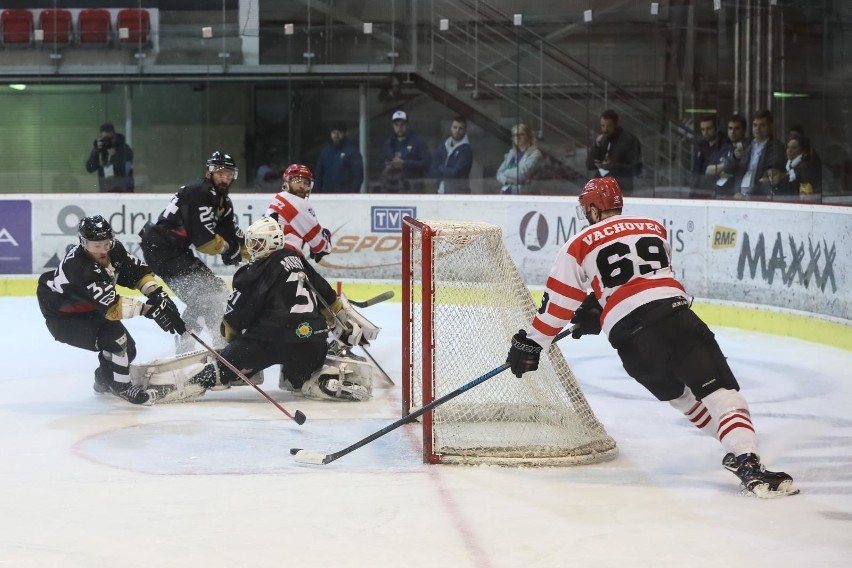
left=310, top=228, right=332, bottom=263
left=506, top=329, right=542, bottom=378
left=221, top=239, right=243, bottom=266
left=570, top=293, right=603, bottom=339
left=143, top=287, right=187, bottom=335
left=309, top=249, right=329, bottom=263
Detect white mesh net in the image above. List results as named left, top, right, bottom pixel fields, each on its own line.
left=405, top=219, right=617, bottom=466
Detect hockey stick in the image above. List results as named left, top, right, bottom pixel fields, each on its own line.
left=187, top=331, right=307, bottom=425
left=348, top=290, right=394, bottom=308
left=290, top=326, right=575, bottom=465
left=357, top=343, right=396, bottom=386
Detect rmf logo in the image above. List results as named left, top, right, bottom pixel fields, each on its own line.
left=712, top=225, right=737, bottom=249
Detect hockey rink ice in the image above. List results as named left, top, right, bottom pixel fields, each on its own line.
left=1, top=295, right=850, bottom=568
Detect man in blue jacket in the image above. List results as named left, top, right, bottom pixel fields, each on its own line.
left=429, top=115, right=473, bottom=194
left=380, top=110, right=431, bottom=193
left=314, top=122, right=364, bottom=193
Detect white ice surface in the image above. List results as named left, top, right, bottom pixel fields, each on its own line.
left=1, top=296, right=851, bottom=567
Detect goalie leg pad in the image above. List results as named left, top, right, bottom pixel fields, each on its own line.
left=146, top=362, right=212, bottom=403
left=130, top=350, right=210, bottom=387
left=300, top=355, right=374, bottom=402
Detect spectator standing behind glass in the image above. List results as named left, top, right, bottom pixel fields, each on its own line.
left=314, top=122, right=364, bottom=193
left=380, top=110, right=431, bottom=193
left=585, top=109, right=642, bottom=195
left=254, top=146, right=285, bottom=192
left=786, top=135, right=822, bottom=202
left=429, top=115, right=473, bottom=194
left=496, top=123, right=542, bottom=195
left=716, top=114, right=748, bottom=197
left=85, top=122, right=134, bottom=193
left=690, top=114, right=731, bottom=199
left=727, top=110, right=786, bottom=200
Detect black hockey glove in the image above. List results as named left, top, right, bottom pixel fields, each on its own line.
left=570, top=293, right=603, bottom=339
left=143, top=287, right=187, bottom=335
left=506, top=329, right=543, bottom=378
left=221, top=239, right=242, bottom=266
left=310, top=228, right=333, bottom=263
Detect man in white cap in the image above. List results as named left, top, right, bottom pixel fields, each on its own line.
left=380, top=110, right=431, bottom=193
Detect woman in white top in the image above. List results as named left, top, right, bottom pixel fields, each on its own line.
left=496, top=123, right=543, bottom=195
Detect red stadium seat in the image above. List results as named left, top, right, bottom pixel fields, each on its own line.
left=78, top=9, right=111, bottom=46
left=116, top=9, right=150, bottom=45
left=1, top=9, right=34, bottom=45
left=39, top=9, right=73, bottom=46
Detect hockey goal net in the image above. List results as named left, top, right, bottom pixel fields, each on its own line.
left=402, top=218, right=617, bottom=466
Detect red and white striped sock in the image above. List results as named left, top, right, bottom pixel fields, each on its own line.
left=669, top=387, right=717, bottom=436
left=701, top=388, right=758, bottom=457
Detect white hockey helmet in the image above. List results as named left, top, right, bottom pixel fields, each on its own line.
left=245, top=216, right=284, bottom=261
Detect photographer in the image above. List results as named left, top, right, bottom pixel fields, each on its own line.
left=85, top=123, right=134, bottom=193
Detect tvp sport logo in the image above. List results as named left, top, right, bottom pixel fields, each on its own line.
left=371, top=206, right=416, bottom=233
left=519, top=211, right=549, bottom=251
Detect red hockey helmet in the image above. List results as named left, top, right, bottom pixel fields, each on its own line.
left=578, top=177, right=624, bottom=217
left=283, top=164, right=314, bottom=198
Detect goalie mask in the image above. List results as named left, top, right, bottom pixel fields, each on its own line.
left=578, top=176, right=623, bottom=224
left=245, top=216, right=285, bottom=261
left=78, top=215, right=115, bottom=260
left=283, top=164, right=314, bottom=199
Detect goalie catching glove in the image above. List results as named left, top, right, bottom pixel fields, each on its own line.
left=570, top=292, right=602, bottom=339
left=143, top=287, right=187, bottom=334
left=506, top=329, right=543, bottom=378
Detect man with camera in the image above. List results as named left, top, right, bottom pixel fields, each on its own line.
left=85, top=123, right=135, bottom=193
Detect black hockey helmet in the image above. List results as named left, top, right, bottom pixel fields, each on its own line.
left=78, top=215, right=115, bottom=248
left=206, top=151, right=239, bottom=180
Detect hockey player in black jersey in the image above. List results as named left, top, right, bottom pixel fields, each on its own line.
left=37, top=215, right=186, bottom=405
left=139, top=151, right=249, bottom=353
left=140, top=217, right=378, bottom=403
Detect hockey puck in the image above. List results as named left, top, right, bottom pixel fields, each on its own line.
left=294, top=411, right=307, bottom=425
left=290, top=448, right=301, bottom=455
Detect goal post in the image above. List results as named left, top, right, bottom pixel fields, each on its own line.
left=402, top=217, right=617, bottom=466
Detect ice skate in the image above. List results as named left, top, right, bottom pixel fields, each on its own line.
left=723, top=453, right=799, bottom=498
left=93, top=367, right=112, bottom=394
left=110, top=382, right=154, bottom=405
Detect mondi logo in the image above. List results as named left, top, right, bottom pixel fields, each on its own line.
left=519, top=211, right=549, bottom=251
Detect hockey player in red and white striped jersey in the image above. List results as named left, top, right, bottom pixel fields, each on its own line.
left=265, top=164, right=333, bottom=263
left=506, top=176, right=798, bottom=498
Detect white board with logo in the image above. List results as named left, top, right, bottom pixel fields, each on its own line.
left=3, top=194, right=850, bottom=322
